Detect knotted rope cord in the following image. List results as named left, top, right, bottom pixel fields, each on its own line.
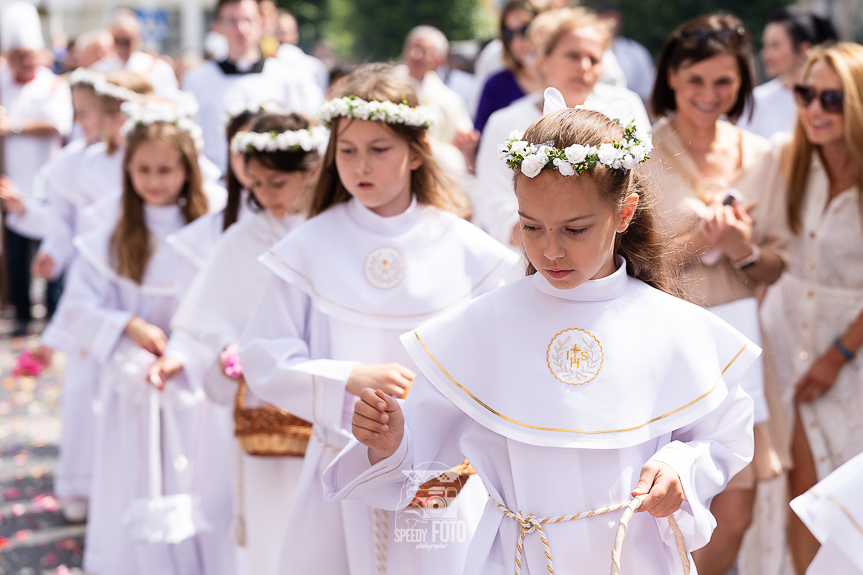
left=232, top=444, right=246, bottom=546
left=496, top=495, right=690, bottom=575
left=372, top=507, right=388, bottom=574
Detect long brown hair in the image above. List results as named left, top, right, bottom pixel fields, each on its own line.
left=97, top=71, right=154, bottom=155
left=787, top=42, right=863, bottom=234
left=223, top=110, right=262, bottom=230
left=309, top=63, right=470, bottom=219
left=518, top=109, right=682, bottom=296
left=110, top=122, right=208, bottom=284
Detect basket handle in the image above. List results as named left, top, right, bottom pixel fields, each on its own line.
left=235, top=377, right=247, bottom=410
left=611, top=495, right=691, bottom=575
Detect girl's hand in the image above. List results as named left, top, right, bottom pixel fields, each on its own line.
left=353, top=388, right=405, bottom=465
left=147, top=356, right=183, bottom=391
left=346, top=363, right=415, bottom=399
left=0, top=176, right=26, bottom=213
left=794, top=346, right=845, bottom=403
left=124, top=317, right=167, bottom=356
left=698, top=199, right=757, bottom=262
left=30, top=344, right=54, bottom=366
left=632, top=461, right=685, bottom=518
left=31, top=253, right=55, bottom=280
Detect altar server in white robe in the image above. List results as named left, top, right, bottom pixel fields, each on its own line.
left=239, top=64, right=521, bottom=575
left=790, top=450, right=863, bottom=574
left=324, top=95, right=759, bottom=575
left=159, top=113, right=323, bottom=575
left=182, top=0, right=323, bottom=172
left=48, top=108, right=232, bottom=575
left=166, top=101, right=284, bottom=267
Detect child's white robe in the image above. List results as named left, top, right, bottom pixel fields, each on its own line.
left=324, top=262, right=760, bottom=575
left=239, top=197, right=521, bottom=575
left=167, top=209, right=304, bottom=575
left=50, top=205, right=233, bottom=575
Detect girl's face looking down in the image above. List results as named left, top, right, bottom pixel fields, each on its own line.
left=335, top=119, right=422, bottom=217
left=516, top=170, right=637, bottom=290
left=245, top=156, right=315, bottom=218
left=127, top=139, right=188, bottom=206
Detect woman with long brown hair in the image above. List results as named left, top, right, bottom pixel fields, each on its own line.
left=239, top=63, right=519, bottom=575
left=761, top=42, right=863, bottom=574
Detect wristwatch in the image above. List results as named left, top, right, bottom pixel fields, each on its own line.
left=733, top=244, right=761, bottom=270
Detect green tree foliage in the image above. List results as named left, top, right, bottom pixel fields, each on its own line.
left=584, top=0, right=794, bottom=55
left=275, top=0, right=330, bottom=51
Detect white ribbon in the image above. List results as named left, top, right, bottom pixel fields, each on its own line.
left=541, top=86, right=638, bottom=128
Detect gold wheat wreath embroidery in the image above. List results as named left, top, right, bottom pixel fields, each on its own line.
left=547, top=328, right=604, bottom=385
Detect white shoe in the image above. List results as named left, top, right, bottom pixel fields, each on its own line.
left=62, top=497, right=88, bottom=523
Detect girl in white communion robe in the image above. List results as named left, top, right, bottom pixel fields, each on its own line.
left=238, top=64, right=521, bottom=575
left=323, top=94, right=761, bottom=575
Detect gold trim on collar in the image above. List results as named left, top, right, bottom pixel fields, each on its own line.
left=268, top=251, right=507, bottom=319
left=812, top=490, right=863, bottom=537
left=414, top=329, right=747, bottom=435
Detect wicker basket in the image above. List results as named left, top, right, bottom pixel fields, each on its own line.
left=234, top=378, right=312, bottom=457
left=407, top=459, right=476, bottom=509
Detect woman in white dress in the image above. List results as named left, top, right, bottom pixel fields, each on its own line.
left=47, top=102, right=225, bottom=575
left=239, top=63, right=520, bottom=575
left=156, top=112, right=323, bottom=575
left=648, top=14, right=790, bottom=575
left=760, top=42, right=863, bottom=574
left=738, top=8, right=837, bottom=139
left=324, top=95, right=759, bottom=575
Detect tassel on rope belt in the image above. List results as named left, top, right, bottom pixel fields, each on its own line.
left=495, top=494, right=691, bottom=575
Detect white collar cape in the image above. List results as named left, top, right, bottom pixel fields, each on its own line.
left=73, top=204, right=193, bottom=297
left=258, top=197, right=521, bottom=330
left=401, top=261, right=762, bottom=449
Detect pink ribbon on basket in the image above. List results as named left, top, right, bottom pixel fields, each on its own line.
left=13, top=350, right=44, bottom=377
left=220, top=349, right=243, bottom=378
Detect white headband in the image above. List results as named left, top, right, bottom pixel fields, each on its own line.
left=121, top=100, right=205, bottom=151
left=230, top=125, right=329, bottom=155
left=317, top=96, right=435, bottom=129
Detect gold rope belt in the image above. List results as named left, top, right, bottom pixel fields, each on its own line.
left=495, top=495, right=691, bottom=575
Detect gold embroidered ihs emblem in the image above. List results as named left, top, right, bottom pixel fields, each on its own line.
left=364, top=246, right=406, bottom=290
left=547, top=328, right=604, bottom=385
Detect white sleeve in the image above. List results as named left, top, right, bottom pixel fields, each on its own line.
left=45, top=80, right=73, bottom=136
left=648, top=383, right=755, bottom=552
left=238, top=274, right=358, bottom=434
left=162, top=329, right=227, bottom=398
left=5, top=193, right=52, bottom=239
left=473, top=114, right=518, bottom=245
left=40, top=255, right=132, bottom=361
left=322, top=372, right=472, bottom=511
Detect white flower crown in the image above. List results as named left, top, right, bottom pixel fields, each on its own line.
left=317, top=96, right=435, bottom=129
left=121, top=100, right=205, bottom=151
left=222, top=101, right=286, bottom=128
left=67, top=67, right=103, bottom=88
left=230, top=125, right=328, bottom=155
left=93, top=77, right=143, bottom=103
left=499, top=118, right=652, bottom=178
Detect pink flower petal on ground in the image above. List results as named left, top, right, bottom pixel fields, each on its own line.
left=11, top=503, right=26, bottom=516
left=14, top=529, right=31, bottom=541
left=55, top=566, right=71, bottom=575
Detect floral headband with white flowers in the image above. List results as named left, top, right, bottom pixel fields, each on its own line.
left=68, top=67, right=142, bottom=103
left=67, top=67, right=103, bottom=88
left=222, top=101, right=286, bottom=129
left=230, top=125, right=329, bottom=155
left=121, top=100, right=205, bottom=151
left=499, top=88, right=653, bottom=178
left=317, top=96, right=436, bottom=130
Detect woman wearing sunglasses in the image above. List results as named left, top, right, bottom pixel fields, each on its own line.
left=737, top=8, right=837, bottom=138
left=760, top=42, right=863, bottom=574
left=649, top=13, right=791, bottom=575
left=472, top=0, right=547, bottom=134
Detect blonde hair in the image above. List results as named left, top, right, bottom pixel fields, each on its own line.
left=111, top=121, right=208, bottom=284
left=787, top=42, right=863, bottom=233
left=309, top=63, right=470, bottom=219
left=539, top=8, right=612, bottom=58
left=518, top=109, right=681, bottom=295
left=98, top=72, right=154, bottom=155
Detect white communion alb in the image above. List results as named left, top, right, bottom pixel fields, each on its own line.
left=324, top=260, right=760, bottom=575
left=239, top=197, right=521, bottom=575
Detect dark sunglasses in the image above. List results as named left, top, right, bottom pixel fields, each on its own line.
left=502, top=23, right=530, bottom=43
left=677, top=26, right=747, bottom=49
left=793, top=84, right=844, bottom=114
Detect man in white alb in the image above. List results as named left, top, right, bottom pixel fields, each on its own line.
left=91, top=9, right=180, bottom=99
left=0, top=2, right=72, bottom=336
left=182, top=0, right=323, bottom=172
left=275, top=10, right=329, bottom=92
